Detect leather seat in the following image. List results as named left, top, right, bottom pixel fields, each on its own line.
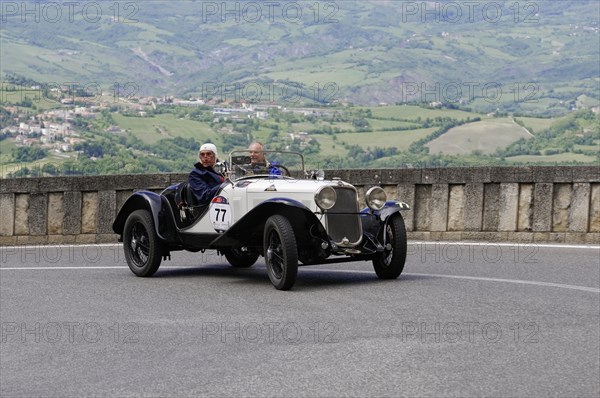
left=181, top=182, right=197, bottom=207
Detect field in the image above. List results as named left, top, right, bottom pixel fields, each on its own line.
left=314, top=127, right=437, bottom=157
left=426, top=118, right=534, bottom=155
left=0, top=82, right=60, bottom=111
left=2, top=98, right=598, bottom=176
left=112, top=114, right=217, bottom=145
left=0, top=138, right=78, bottom=178
left=575, top=142, right=600, bottom=152
left=515, top=117, right=556, bottom=133
left=0, top=138, right=16, bottom=165
left=366, top=105, right=482, bottom=121
left=577, top=94, right=600, bottom=108
left=365, top=118, right=420, bottom=130
left=505, top=153, right=597, bottom=164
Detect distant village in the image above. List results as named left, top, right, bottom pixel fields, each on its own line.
left=1, top=90, right=337, bottom=155
left=2, top=105, right=91, bottom=154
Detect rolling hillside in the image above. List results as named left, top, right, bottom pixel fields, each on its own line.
left=1, top=0, right=598, bottom=116
left=2, top=95, right=598, bottom=178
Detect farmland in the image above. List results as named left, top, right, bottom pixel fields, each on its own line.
left=3, top=95, right=597, bottom=178
left=426, top=118, right=533, bottom=155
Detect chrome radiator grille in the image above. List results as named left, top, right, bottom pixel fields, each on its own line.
left=326, top=186, right=362, bottom=246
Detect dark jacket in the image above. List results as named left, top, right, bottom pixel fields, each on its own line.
left=188, top=162, right=224, bottom=205
left=250, top=162, right=282, bottom=176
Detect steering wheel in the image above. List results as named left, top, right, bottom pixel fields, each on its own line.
left=273, top=164, right=291, bottom=177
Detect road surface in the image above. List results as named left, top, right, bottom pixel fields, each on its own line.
left=1, top=242, right=599, bottom=397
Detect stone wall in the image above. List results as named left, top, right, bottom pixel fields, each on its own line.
left=0, top=166, right=598, bottom=245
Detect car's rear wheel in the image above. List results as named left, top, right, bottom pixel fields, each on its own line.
left=372, top=213, right=407, bottom=279
left=263, top=215, right=298, bottom=290
left=223, top=248, right=259, bottom=268
left=123, top=209, right=163, bottom=277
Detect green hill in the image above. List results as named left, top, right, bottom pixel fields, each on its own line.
left=1, top=0, right=598, bottom=116
left=2, top=100, right=597, bottom=178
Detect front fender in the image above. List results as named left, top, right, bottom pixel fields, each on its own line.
left=112, top=191, right=175, bottom=242
left=379, top=201, right=410, bottom=221
left=360, top=200, right=410, bottom=236
left=210, top=198, right=327, bottom=248
left=362, top=200, right=410, bottom=220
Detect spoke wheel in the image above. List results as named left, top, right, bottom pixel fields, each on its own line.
left=223, top=248, right=259, bottom=268
left=263, top=215, right=298, bottom=290
left=123, top=210, right=163, bottom=277
left=372, top=213, right=407, bottom=279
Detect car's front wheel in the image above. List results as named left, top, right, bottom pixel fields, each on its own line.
left=372, top=213, right=407, bottom=279
left=123, top=209, right=163, bottom=277
left=263, top=215, right=298, bottom=290
left=223, top=248, right=259, bottom=268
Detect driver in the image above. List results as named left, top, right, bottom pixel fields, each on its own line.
left=248, top=142, right=282, bottom=175
left=188, top=143, right=225, bottom=204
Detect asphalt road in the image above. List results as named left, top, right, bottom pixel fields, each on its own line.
left=1, top=242, right=599, bottom=397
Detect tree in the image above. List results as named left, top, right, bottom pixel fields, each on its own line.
left=12, top=146, right=47, bottom=162
left=42, top=163, right=59, bottom=176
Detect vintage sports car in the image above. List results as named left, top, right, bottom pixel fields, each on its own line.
left=112, top=151, right=410, bottom=290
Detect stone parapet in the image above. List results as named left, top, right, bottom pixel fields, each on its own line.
left=0, top=166, right=598, bottom=245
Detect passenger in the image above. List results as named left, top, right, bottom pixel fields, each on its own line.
left=188, top=143, right=224, bottom=204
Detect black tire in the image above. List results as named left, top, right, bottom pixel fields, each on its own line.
left=373, top=213, right=407, bottom=279
left=123, top=209, right=163, bottom=277
left=263, top=215, right=298, bottom=290
left=223, top=248, right=259, bottom=268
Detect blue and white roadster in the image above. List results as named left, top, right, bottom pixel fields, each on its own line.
left=112, top=151, right=410, bottom=290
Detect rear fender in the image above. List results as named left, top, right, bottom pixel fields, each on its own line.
left=112, top=191, right=176, bottom=242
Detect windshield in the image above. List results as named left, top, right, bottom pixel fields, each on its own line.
left=227, top=150, right=305, bottom=181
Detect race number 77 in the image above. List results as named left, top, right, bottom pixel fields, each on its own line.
left=215, top=208, right=227, bottom=222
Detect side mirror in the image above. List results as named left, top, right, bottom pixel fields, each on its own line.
left=309, top=169, right=325, bottom=180
left=214, top=161, right=228, bottom=175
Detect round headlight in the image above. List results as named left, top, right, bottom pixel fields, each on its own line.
left=366, top=186, right=387, bottom=210
left=315, top=186, right=337, bottom=210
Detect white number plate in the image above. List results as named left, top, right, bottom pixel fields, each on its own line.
left=210, top=203, right=231, bottom=231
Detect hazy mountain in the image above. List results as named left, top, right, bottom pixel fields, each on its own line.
left=1, top=0, right=598, bottom=114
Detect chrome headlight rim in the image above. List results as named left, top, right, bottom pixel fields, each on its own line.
left=315, top=186, right=337, bottom=210
left=366, top=186, right=387, bottom=210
